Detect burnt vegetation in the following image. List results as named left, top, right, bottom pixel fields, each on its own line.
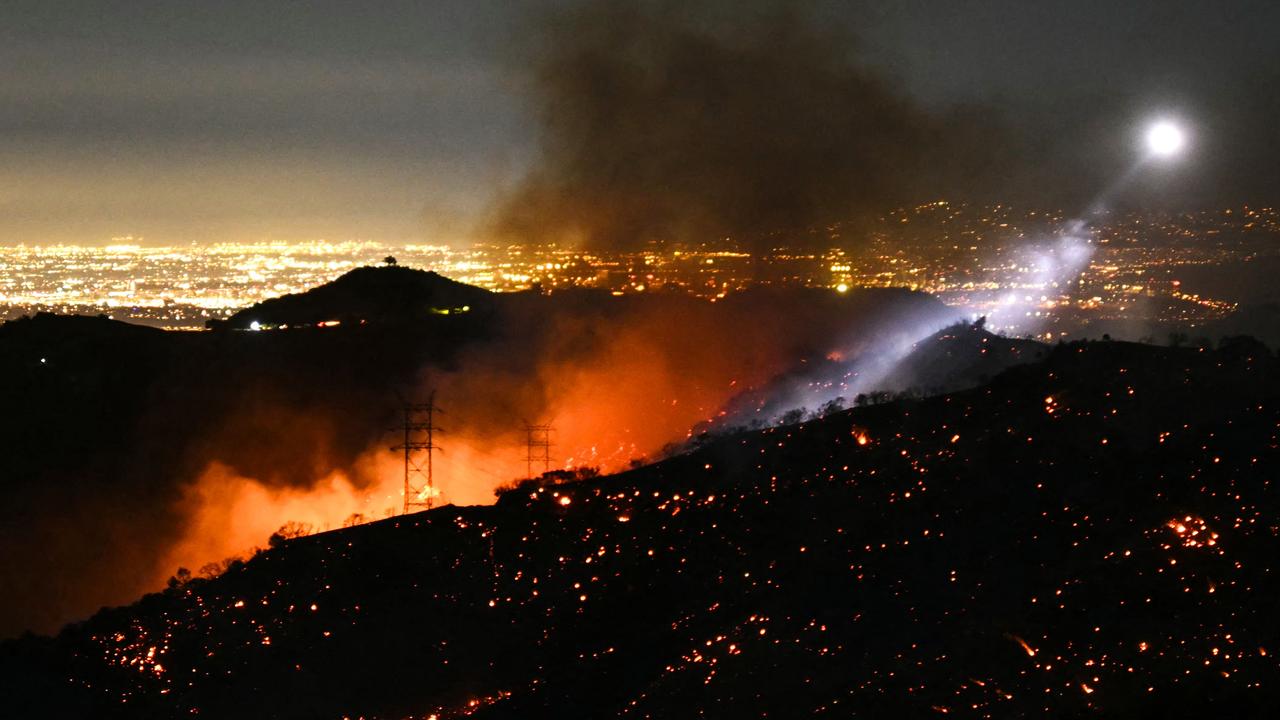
left=4, top=338, right=1280, bottom=718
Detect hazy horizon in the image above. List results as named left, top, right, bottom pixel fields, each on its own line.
left=3, top=0, right=1279, bottom=246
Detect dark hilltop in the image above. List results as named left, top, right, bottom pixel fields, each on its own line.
left=215, top=265, right=499, bottom=330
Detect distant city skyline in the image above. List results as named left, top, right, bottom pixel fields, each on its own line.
left=4, top=203, right=1276, bottom=342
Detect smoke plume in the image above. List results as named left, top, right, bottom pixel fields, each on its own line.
left=492, top=1, right=946, bottom=250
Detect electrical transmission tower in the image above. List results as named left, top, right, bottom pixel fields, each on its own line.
left=392, top=393, right=442, bottom=514
left=524, top=421, right=553, bottom=479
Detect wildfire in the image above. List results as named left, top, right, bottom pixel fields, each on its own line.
left=117, top=286, right=983, bottom=663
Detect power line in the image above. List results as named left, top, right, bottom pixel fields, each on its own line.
left=523, top=421, right=553, bottom=479
left=391, top=392, right=442, bottom=514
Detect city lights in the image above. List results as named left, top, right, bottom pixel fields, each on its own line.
left=3, top=203, right=1272, bottom=337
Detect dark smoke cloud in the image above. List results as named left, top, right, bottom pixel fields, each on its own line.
left=492, top=0, right=961, bottom=250
left=491, top=0, right=1280, bottom=238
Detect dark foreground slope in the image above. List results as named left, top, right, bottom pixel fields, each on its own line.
left=4, top=338, right=1280, bottom=719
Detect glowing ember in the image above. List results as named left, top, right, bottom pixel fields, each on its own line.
left=1166, top=516, right=1219, bottom=549
left=1009, top=635, right=1037, bottom=657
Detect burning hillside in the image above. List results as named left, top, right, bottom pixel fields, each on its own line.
left=4, top=338, right=1278, bottom=718
left=0, top=268, right=959, bottom=639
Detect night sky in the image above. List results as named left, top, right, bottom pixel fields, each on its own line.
left=2, top=0, right=1278, bottom=245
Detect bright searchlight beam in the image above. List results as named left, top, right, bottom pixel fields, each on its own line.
left=1146, top=121, right=1186, bottom=158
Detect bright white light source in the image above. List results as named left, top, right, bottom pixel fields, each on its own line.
left=1146, top=121, right=1185, bottom=157
left=249, top=320, right=261, bottom=331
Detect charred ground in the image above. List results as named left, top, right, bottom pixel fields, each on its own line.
left=4, top=337, right=1279, bottom=718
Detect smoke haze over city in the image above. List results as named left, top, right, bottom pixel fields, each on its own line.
left=2, top=0, right=1279, bottom=246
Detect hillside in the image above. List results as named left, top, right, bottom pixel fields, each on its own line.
left=705, top=317, right=1046, bottom=429
left=879, top=317, right=1048, bottom=392
left=0, top=275, right=950, bottom=641
left=4, top=338, right=1279, bottom=718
